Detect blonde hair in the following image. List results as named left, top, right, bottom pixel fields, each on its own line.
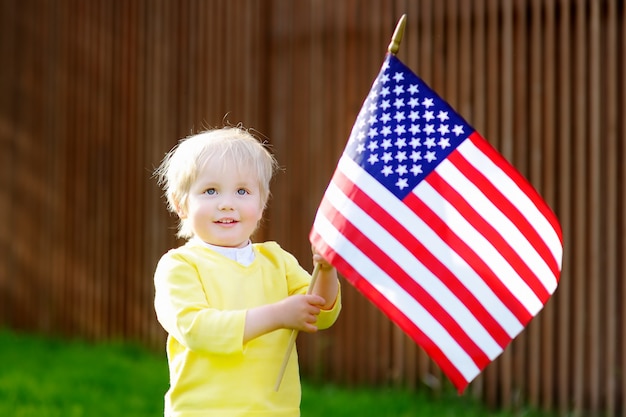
left=155, top=126, right=278, bottom=239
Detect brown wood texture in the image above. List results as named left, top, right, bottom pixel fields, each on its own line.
left=1, top=1, right=624, bottom=414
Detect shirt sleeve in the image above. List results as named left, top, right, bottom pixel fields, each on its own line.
left=154, top=250, right=247, bottom=355
left=277, top=243, right=342, bottom=330
left=317, top=284, right=342, bottom=330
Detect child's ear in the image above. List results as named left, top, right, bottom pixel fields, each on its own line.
left=174, top=201, right=187, bottom=219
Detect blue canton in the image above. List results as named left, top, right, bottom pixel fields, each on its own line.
left=345, top=54, right=473, bottom=200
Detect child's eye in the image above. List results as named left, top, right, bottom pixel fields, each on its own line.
left=237, top=188, right=248, bottom=195
left=204, top=188, right=216, bottom=195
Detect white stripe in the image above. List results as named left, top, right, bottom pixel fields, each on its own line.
left=458, top=140, right=563, bottom=270
left=323, top=180, right=503, bottom=359
left=414, top=181, right=544, bottom=316
left=313, top=210, right=481, bottom=382
left=335, top=155, right=525, bottom=336
left=436, top=159, right=557, bottom=293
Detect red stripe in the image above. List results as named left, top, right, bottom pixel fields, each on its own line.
left=468, top=133, right=563, bottom=267
left=402, top=191, right=534, bottom=326
left=425, top=169, right=551, bottom=303
left=310, top=229, right=471, bottom=393
left=451, top=134, right=561, bottom=280
left=317, top=178, right=494, bottom=369
left=330, top=170, right=513, bottom=348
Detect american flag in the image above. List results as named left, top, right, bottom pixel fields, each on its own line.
left=309, top=53, right=563, bottom=392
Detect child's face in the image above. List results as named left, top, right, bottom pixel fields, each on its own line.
left=181, top=160, right=264, bottom=248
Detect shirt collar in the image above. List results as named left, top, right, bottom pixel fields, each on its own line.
left=192, top=238, right=255, bottom=266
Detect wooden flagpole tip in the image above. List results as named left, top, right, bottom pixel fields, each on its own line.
left=387, top=14, right=407, bottom=55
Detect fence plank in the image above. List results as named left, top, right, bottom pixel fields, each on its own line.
left=555, top=1, right=572, bottom=414
left=604, top=2, right=619, bottom=414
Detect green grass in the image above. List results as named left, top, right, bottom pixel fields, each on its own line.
left=0, top=329, right=555, bottom=416
left=0, top=329, right=168, bottom=417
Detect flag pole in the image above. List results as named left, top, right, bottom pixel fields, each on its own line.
left=274, top=263, right=321, bottom=391
left=387, top=14, right=407, bottom=55
left=274, top=14, right=407, bottom=392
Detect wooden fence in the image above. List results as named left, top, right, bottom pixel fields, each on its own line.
left=1, top=0, right=624, bottom=415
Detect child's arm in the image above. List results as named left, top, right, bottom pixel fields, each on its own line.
left=243, top=249, right=340, bottom=345
left=243, top=293, right=326, bottom=344
left=311, top=253, right=339, bottom=310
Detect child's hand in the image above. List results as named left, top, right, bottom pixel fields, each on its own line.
left=278, top=294, right=326, bottom=333
left=312, top=247, right=334, bottom=271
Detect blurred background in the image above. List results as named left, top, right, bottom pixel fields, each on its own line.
left=1, top=0, right=624, bottom=415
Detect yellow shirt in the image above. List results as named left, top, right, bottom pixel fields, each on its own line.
left=154, top=241, right=341, bottom=417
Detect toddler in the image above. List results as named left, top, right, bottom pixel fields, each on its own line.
left=153, top=126, right=341, bottom=416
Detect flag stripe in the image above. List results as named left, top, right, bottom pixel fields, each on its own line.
left=459, top=135, right=563, bottom=273
left=449, top=135, right=561, bottom=281
left=310, top=207, right=482, bottom=385
left=402, top=190, right=534, bottom=326
left=426, top=161, right=552, bottom=303
left=318, top=188, right=497, bottom=365
left=334, top=154, right=528, bottom=335
left=412, top=181, right=545, bottom=316
left=328, top=171, right=513, bottom=350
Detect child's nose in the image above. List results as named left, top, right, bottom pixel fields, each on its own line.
left=218, top=196, right=234, bottom=210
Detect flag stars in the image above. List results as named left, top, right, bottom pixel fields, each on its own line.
left=410, top=164, right=423, bottom=176
left=367, top=153, right=379, bottom=165
left=348, top=60, right=477, bottom=199
left=346, top=58, right=479, bottom=201
left=437, top=111, right=449, bottom=122
left=424, top=124, right=436, bottom=135
left=395, top=177, right=409, bottom=190
left=452, top=125, right=465, bottom=136
left=438, top=137, right=451, bottom=149
left=395, top=164, right=408, bottom=176
left=394, top=124, right=406, bottom=135
left=410, top=150, right=422, bottom=162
